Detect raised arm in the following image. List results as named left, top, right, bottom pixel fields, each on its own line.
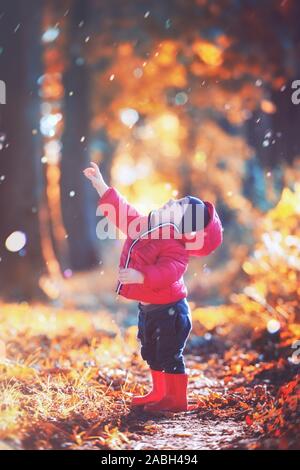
left=97, top=186, right=147, bottom=237
left=83, top=161, right=109, bottom=196
left=83, top=162, right=147, bottom=236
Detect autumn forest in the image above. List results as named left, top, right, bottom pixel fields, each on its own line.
left=0, top=0, right=299, bottom=452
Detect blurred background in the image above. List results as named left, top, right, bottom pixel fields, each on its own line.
left=0, top=0, right=300, bottom=324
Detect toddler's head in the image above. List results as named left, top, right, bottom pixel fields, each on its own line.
left=153, top=195, right=210, bottom=234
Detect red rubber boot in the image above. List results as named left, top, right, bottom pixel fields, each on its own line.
left=144, top=372, right=189, bottom=412
left=131, top=369, right=166, bottom=407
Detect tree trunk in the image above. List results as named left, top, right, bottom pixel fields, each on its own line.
left=60, top=0, right=100, bottom=271
left=0, top=0, right=48, bottom=301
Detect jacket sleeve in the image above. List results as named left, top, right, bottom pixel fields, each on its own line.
left=98, top=186, right=147, bottom=237
left=137, top=241, right=188, bottom=289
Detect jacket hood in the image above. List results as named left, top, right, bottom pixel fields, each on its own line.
left=181, top=200, right=223, bottom=257
left=145, top=200, right=223, bottom=257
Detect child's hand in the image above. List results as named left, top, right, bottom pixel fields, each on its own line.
left=118, top=268, right=144, bottom=284
left=83, top=162, right=108, bottom=196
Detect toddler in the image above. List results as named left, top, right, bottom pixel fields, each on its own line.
left=83, top=162, right=223, bottom=413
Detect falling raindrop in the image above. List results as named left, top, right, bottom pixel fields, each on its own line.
left=5, top=231, right=27, bottom=252
left=119, top=108, right=139, bottom=127
left=42, top=27, right=59, bottom=43
left=267, top=319, right=281, bottom=334
left=175, top=92, right=188, bottom=106
left=64, top=269, right=73, bottom=278
left=204, top=333, right=212, bottom=341
left=133, top=68, right=143, bottom=79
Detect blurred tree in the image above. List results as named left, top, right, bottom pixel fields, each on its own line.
left=0, top=0, right=48, bottom=301
left=60, top=0, right=100, bottom=271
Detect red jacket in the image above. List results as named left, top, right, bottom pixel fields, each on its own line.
left=98, top=186, right=223, bottom=304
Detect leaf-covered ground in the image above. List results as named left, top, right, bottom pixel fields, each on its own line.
left=0, top=301, right=298, bottom=451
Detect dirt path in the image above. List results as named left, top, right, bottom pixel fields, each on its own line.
left=121, top=408, right=252, bottom=450
left=117, top=358, right=256, bottom=450
left=1, top=303, right=297, bottom=450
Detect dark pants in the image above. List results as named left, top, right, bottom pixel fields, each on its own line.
left=136, top=297, right=192, bottom=374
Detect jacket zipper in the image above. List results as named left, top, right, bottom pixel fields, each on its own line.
left=115, top=213, right=180, bottom=295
